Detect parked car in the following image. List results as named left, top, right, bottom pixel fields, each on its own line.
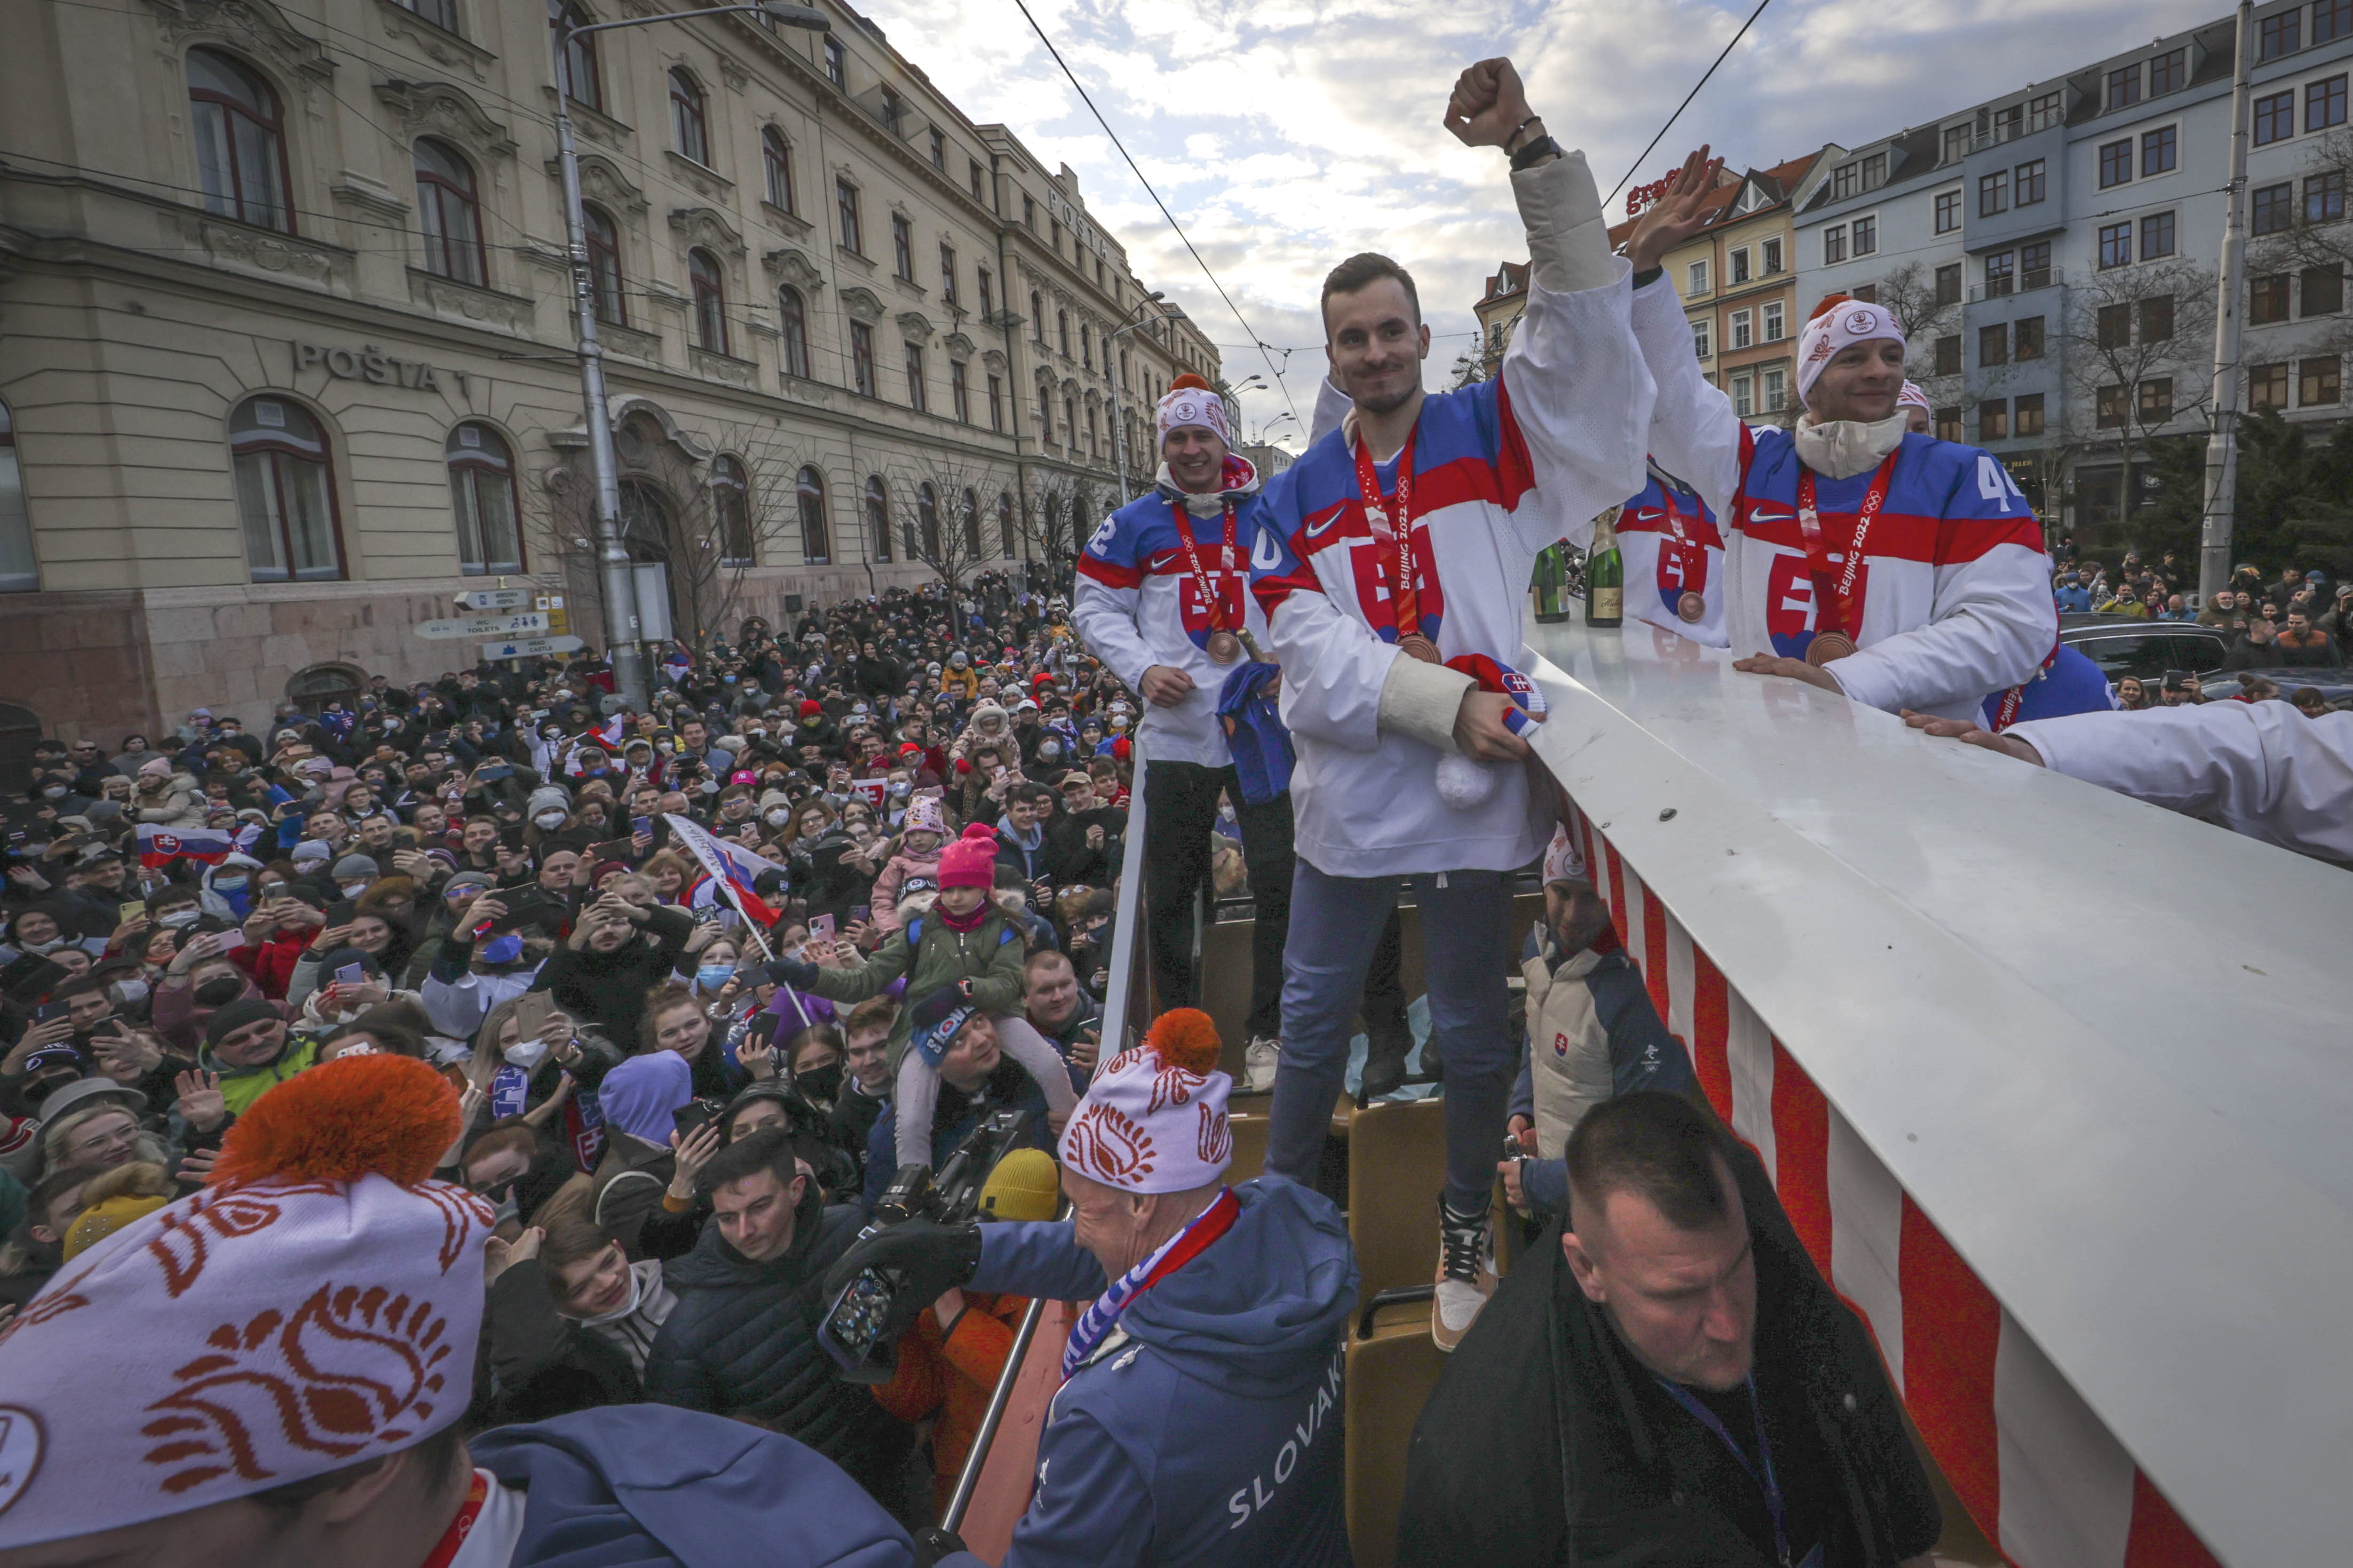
left=2056, top=615, right=2230, bottom=685
left=2193, top=667, right=2353, bottom=705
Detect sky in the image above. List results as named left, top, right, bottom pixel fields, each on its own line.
left=858, top=0, right=2225, bottom=445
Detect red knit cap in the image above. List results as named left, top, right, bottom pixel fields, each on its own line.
left=937, top=822, right=1000, bottom=889
left=799, top=698, right=822, bottom=717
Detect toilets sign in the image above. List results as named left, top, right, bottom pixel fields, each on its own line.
left=293, top=340, right=470, bottom=395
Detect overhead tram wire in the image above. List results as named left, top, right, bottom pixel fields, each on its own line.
left=1605, top=0, right=1776, bottom=206
left=1004, top=0, right=1300, bottom=427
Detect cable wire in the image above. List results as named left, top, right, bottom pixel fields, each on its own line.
left=1606, top=0, right=1775, bottom=205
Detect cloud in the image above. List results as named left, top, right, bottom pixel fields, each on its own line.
left=861, top=0, right=2223, bottom=436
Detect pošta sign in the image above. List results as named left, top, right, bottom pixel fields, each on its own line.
left=293, top=341, right=470, bottom=394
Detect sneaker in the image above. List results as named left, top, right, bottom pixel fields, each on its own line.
left=1243, top=1036, right=1280, bottom=1094
left=1431, top=1197, right=1495, bottom=1353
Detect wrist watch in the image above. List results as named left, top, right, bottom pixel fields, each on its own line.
left=1510, top=134, right=1562, bottom=172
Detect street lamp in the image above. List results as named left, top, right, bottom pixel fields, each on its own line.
left=1107, top=291, right=1171, bottom=505
left=551, top=2, right=828, bottom=708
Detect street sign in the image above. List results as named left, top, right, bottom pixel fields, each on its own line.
left=480, top=635, right=585, bottom=660
left=417, top=612, right=549, bottom=640
left=455, top=588, right=529, bottom=610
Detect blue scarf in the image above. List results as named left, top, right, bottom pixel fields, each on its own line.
left=1061, top=1189, right=1238, bottom=1380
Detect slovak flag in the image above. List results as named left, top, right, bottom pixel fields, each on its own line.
left=663, top=813, right=780, bottom=928
left=136, top=823, right=239, bottom=867
left=584, top=713, right=627, bottom=749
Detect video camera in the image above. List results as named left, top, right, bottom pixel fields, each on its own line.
left=817, top=1107, right=1031, bottom=1383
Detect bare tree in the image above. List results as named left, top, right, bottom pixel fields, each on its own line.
left=2057, top=259, right=2218, bottom=524
left=1871, top=260, right=1962, bottom=406
left=1448, top=346, right=1486, bottom=389
left=2246, top=123, right=2353, bottom=359
left=1017, top=468, right=1096, bottom=589
left=888, top=448, right=1015, bottom=601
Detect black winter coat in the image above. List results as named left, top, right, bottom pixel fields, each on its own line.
left=529, top=904, right=695, bottom=1050
left=641, top=1178, right=912, bottom=1497
left=480, top=1256, right=648, bottom=1423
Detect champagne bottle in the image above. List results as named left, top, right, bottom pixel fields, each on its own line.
left=1532, top=541, right=1572, bottom=623
left=1583, top=509, right=1624, bottom=627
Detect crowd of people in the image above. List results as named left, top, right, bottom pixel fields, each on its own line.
left=2054, top=548, right=2348, bottom=707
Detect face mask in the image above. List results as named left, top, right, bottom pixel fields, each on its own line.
left=110, top=977, right=149, bottom=1008
left=795, top=1062, right=843, bottom=1102
left=41, top=786, right=66, bottom=799
left=158, top=909, right=201, bottom=928
left=1111, top=715, right=1129, bottom=730
left=698, top=779, right=720, bottom=795
left=890, top=781, right=912, bottom=798
left=341, top=880, right=371, bottom=897
left=504, top=1036, right=551, bottom=1070
left=195, top=975, right=245, bottom=1007
left=696, top=964, right=735, bottom=989
left=480, top=932, right=526, bottom=965
left=213, top=874, right=247, bottom=892
left=534, top=811, right=567, bottom=829
left=1038, top=741, right=1062, bottom=761
left=765, top=808, right=792, bottom=826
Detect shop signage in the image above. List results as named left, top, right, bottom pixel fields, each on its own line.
left=292, top=341, right=470, bottom=394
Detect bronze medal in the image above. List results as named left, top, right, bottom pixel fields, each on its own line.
left=1676, top=591, right=1706, bottom=623
left=1397, top=633, right=1441, bottom=664
left=1805, top=630, right=1856, bottom=665
left=1206, top=630, right=1243, bottom=664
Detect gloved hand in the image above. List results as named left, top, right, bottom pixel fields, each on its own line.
left=912, top=1526, right=971, bottom=1568
left=821, top=1216, right=985, bottom=1340
left=764, top=953, right=819, bottom=990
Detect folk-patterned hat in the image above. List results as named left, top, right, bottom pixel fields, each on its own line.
left=0, top=1054, right=492, bottom=1548
left=1058, top=1008, right=1233, bottom=1195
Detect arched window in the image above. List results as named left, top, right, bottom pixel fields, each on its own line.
left=188, top=48, right=293, bottom=234
left=1030, top=290, right=1044, bottom=343
left=712, top=455, right=753, bottom=566
left=1057, top=308, right=1069, bottom=356
left=549, top=1, right=600, bottom=109
left=762, top=127, right=794, bottom=212
left=1037, top=381, right=1053, bottom=442
left=447, top=423, right=521, bottom=574
left=670, top=69, right=709, bottom=165
left=916, top=482, right=941, bottom=559
left=863, top=475, right=891, bottom=562
left=1065, top=395, right=1078, bottom=451
left=688, top=249, right=727, bottom=353
left=583, top=203, right=624, bottom=325
left=997, top=491, right=1016, bottom=558
left=796, top=466, right=829, bottom=564
left=0, top=401, right=35, bottom=591
left=286, top=663, right=364, bottom=717
left=414, top=138, right=487, bottom=287
left=778, top=286, right=810, bottom=378
left=960, top=487, right=983, bottom=554
left=230, top=396, right=342, bottom=582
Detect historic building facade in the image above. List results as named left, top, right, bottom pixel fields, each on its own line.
left=0, top=0, right=1217, bottom=740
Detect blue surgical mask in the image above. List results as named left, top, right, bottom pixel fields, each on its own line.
left=480, top=932, right=526, bottom=965
left=696, top=964, right=734, bottom=989
left=213, top=875, right=247, bottom=891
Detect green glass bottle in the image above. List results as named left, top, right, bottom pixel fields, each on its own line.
left=1583, top=508, right=1623, bottom=627
left=1532, top=540, right=1572, bottom=623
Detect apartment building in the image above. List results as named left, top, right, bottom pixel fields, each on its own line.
left=0, top=0, right=1216, bottom=739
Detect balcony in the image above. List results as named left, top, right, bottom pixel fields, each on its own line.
left=1970, top=266, right=2065, bottom=303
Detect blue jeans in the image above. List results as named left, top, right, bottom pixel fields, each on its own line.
left=1266, top=862, right=1515, bottom=1212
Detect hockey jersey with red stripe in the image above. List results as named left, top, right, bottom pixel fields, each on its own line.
left=1614, top=463, right=1728, bottom=647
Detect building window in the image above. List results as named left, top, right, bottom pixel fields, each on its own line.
left=688, top=249, right=727, bottom=353
left=550, top=2, right=600, bottom=109
left=2254, top=182, right=2295, bottom=234
left=2141, top=295, right=2174, bottom=343
left=837, top=179, right=862, bottom=253
left=1762, top=237, right=1783, bottom=274
left=850, top=320, right=875, bottom=395
left=1991, top=103, right=2024, bottom=142
left=2150, top=46, right=2187, bottom=94
left=2098, top=302, right=2133, bottom=348
left=2108, top=63, right=2141, bottom=109
left=2134, top=210, right=2175, bottom=262
left=904, top=343, right=926, bottom=412
left=2096, top=384, right=2127, bottom=428
left=1731, top=374, right=1754, bottom=418
left=916, top=483, right=941, bottom=558
left=446, top=423, right=521, bottom=574
left=670, top=69, right=709, bottom=165
left=1943, top=124, right=1972, bottom=164
left=1692, top=319, right=1712, bottom=359
left=2139, top=378, right=2174, bottom=423
left=877, top=87, right=902, bottom=136
left=939, top=242, right=958, bottom=305
left=583, top=203, right=624, bottom=325
left=1832, top=163, right=1858, bottom=200
left=188, top=49, right=294, bottom=234
left=763, top=128, right=794, bottom=211
left=2140, top=125, right=2177, bottom=179
left=960, top=488, right=983, bottom=554
left=986, top=373, right=1004, bottom=431
left=1057, top=308, right=1070, bottom=356
left=413, top=138, right=487, bottom=287
left=1049, top=217, right=1061, bottom=253
left=1985, top=252, right=2015, bottom=296
left=1979, top=399, right=2008, bottom=440
left=977, top=266, right=993, bottom=318
left=2303, top=355, right=2343, bottom=404
left=231, top=397, right=341, bottom=582
left=949, top=359, right=970, bottom=422
left=2251, top=362, right=2290, bottom=410
left=1979, top=170, right=2008, bottom=216
left=1935, top=407, right=1963, bottom=441
left=891, top=213, right=914, bottom=281
left=1924, top=189, right=1955, bottom=237
left=778, top=286, right=809, bottom=378
left=823, top=34, right=846, bottom=88
left=2255, top=90, right=2296, bottom=146
left=1762, top=300, right=1785, bottom=341
left=2304, top=264, right=2345, bottom=315
left=1823, top=225, right=1847, bottom=265
left=2252, top=273, right=2293, bottom=324
left=1860, top=152, right=1887, bottom=190
left=2015, top=158, right=2045, bottom=206
left=712, top=455, right=752, bottom=566
left=797, top=466, right=830, bottom=564
left=0, top=402, right=32, bottom=591
left=2323, top=0, right=2353, bottom=43
left=2311, top=75, right=2349, bottom=133
left=1851, top=215, right=1877, bottom=256
left=969, top=158, right=986, bottom=203
left=1935, top=262, right=1962, bottom=305
left=1021, top=194, right=1036, bottom=230
left=1730, top=247, right=1750, bottom=284
left=861, top=475, right=889, bottom=562
left=1029, top=290, right=1044, bottom=341
left=2021, top=240, right=2053, bottom=288
left=2016, top=316, right=2046, bottom=359
left=1687, top=258, right=1709, bottom=295
left=1761, top=367, right=1787, bottom=413
left=1979, top=322, right=2009, bottom=367
left=2098, top=138, right=2133, bottom=187
left=1935, top=335, right=1961, bottom=376
left=1730, top=308, right=1753, bottom=349
left=2261, top=9, right=2301, bottom=60
left=1080, top=323, right=1092, bottom=369
left=2307, top=171, right=2346, bottom=222
left=2027, top=88, right=2065, bottom=129
left=1036, top=384, right=1052, bottom=442
left=999, top=492, right=1017, bottom=557
left=928, top=127, right=946, bottom=171
left=2015, top=393, right=2045, bottom=437
left=1064, top=396, right=1078, bottom=449
left=2098, top=221, right=2133, bottom=269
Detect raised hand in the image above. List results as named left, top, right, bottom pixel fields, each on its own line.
left=1442, top=58, right=1534, bottom=149
left=668, top=1119, right=725, bottom=1197
left=175, top=1069, right=229, bottom=1133
left=1625, top=145, right=1724, bottom=273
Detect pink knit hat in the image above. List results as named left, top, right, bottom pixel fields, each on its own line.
left=902, top=794, right=947, bottom=837
left=937, top=822, right=1000, bottom=889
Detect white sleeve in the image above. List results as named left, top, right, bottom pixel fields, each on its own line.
left=1267, top=590, right=1404, bottom=754
left=1072, top=572, right=1157, bottom=694
left=1627, top=275, right=1744, bottom=522
left=1306, top=376, right=1351, bottom=448
left=1828, top=543, right=2056, bottom=714
left=2009, top=705, right=2353, bottom=862
left=421, top=972, right=491, bottom=1040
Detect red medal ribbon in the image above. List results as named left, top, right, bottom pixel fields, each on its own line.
left=1169, top=496, right=1239, bottom=636
left=416, top=1471, right=489, bottom=1568
left=1793, top=451, right=1900, bottom=645
left=1353, top=427, right=1423, bottom=641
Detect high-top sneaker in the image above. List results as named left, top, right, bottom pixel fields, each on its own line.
left=1431, top=1195, right=1496, bottom=1352
left=1358, top=1015, right=1414, bottom=1103
left=1243, top=1035, right=1280, bottom=1093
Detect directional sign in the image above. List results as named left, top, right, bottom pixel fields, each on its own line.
left=455, top=588, right=529, bottom=610
left=417, top=612, right=549, bottom=640
left=480, top=635, right=585, bottom=660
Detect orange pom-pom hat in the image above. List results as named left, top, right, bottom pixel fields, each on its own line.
left=1144, top=1006, right=1224, bottom=1076
left=1060, top=1007, right=1235, bottom=1192
left=211, top=1052, right=463, bottom=1189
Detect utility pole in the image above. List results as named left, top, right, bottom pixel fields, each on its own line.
left=2199, top=0, right=2255, bottom=604
left=550, top=4, right=829, bottom=709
